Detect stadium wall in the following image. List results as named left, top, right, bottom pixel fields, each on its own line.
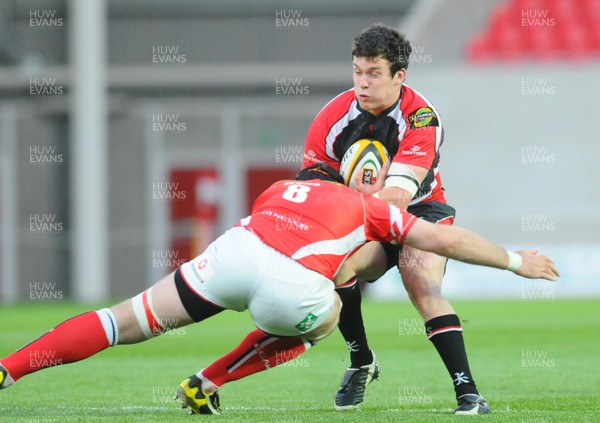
left=369, top=63, right=599, bottom=299
left=1, top=63, right=597, bottom=301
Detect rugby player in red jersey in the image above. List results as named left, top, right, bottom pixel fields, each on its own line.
left=301, top=23, right=491, bottom=414
left=0, top=164, right=559, bottom=415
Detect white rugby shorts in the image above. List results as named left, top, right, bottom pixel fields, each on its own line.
left=180, top=226, right=335, bottom=337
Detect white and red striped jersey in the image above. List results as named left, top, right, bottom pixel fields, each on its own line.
left=238, top=180, right=418, bottom=280
left=303, top=85, right=446, bottom=205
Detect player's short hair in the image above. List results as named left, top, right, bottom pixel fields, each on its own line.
left=296, top=163, right=344, bottom=184
left=352, top=23, right=412, bottom=75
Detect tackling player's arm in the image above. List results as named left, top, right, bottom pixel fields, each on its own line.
left=362, top=196, right=559, bottom=281
left=403, top=218, right=560, bottom=281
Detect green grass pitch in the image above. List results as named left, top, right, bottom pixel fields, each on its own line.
left=0, top=299, right=598, bottom=422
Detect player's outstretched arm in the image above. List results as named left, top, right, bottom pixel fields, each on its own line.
left=404, top=219, right=560, bottom=281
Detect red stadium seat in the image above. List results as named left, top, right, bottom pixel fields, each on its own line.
left=560, top=22, right=594, bottom=60
left=495, top=26, right=528, bottom=60
left=466, top=0, right=600, bottom=62
left=548, top=0, right=581, bottom=23
left=528, top=27, right=561, bottom=60
left=467, top=35, right=495, bottom=62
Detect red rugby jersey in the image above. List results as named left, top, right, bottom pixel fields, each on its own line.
left=238, top=180, right=418, bottom=280
left=303, top=85, right=446, bottom=204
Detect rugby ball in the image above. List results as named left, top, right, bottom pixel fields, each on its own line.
left=339, top=139, right=390, bottom=189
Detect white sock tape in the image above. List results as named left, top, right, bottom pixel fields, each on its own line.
left=131, top=288, right=164, bottom=339
left=96, top=308, right=119, bottom=346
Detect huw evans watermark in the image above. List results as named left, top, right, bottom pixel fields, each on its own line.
left=521, top=9, right=556, bottom=28
left=275, top=350, right=310, bottom=368
left=29, top=77, right=63, bottom=97
left=275, top=78, right=310, bottom=96
left=275, top=145, right=304, bottom=164
left=152, top=113, right=187, bottom=133
left=398, top=386, right=432, bottom=404
left=152, top=182, right=187, bottom=201
left=152, top=45, right=187, bottom=64
left=29, top=350, right=63, bottom=367
left=152, top=250, right=187, bottom=269
left=521, top=77, right=556, bottom=97
left=29, top=145, right=63, bottom=164
left=521, top=145, right=556, bottom=164
left=521, top=349, right=556, bottom=368
left=29, top=214, right=63, bottom=233
left=521, top=214, right=556, bottom=232
left=275, top=10, right=309, bottom=28
left=521, top=280, right=556, bottom=300
left=30, top=9, right=63, bottom=29
left=398, top=317, right=426, bottom=336
left=30, top=281, right=63, bottom=300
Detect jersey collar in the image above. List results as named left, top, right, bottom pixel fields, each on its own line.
left=355, top=92, right=401, bottom=119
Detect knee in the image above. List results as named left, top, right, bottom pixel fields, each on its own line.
left=339, top=243, right=388, bottom=283
left=304, top=292, right=342, bottom=342
left=402, top=270, right=443, bottom=304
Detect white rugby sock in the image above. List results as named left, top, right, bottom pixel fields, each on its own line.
left=96, top=308, right=119, bottom=346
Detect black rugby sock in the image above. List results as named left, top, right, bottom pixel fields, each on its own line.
left=425, top=314, right=479, bottom=398
left=336, top=281, right=373, bottom=368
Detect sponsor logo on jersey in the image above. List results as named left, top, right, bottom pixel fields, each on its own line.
left=303, top=149, right=319, bottom=164
left=190, top=257, right=208, bottom=284
left=294, top=312, right=318, bottom=332
left=197, top=258, right=208, bottom=270
left=401, top=144, right=427, bottom=156
left=407, top=107, right=438, bottom=129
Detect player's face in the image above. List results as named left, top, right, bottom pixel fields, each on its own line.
left=352, top=56, right=404, bottom=116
